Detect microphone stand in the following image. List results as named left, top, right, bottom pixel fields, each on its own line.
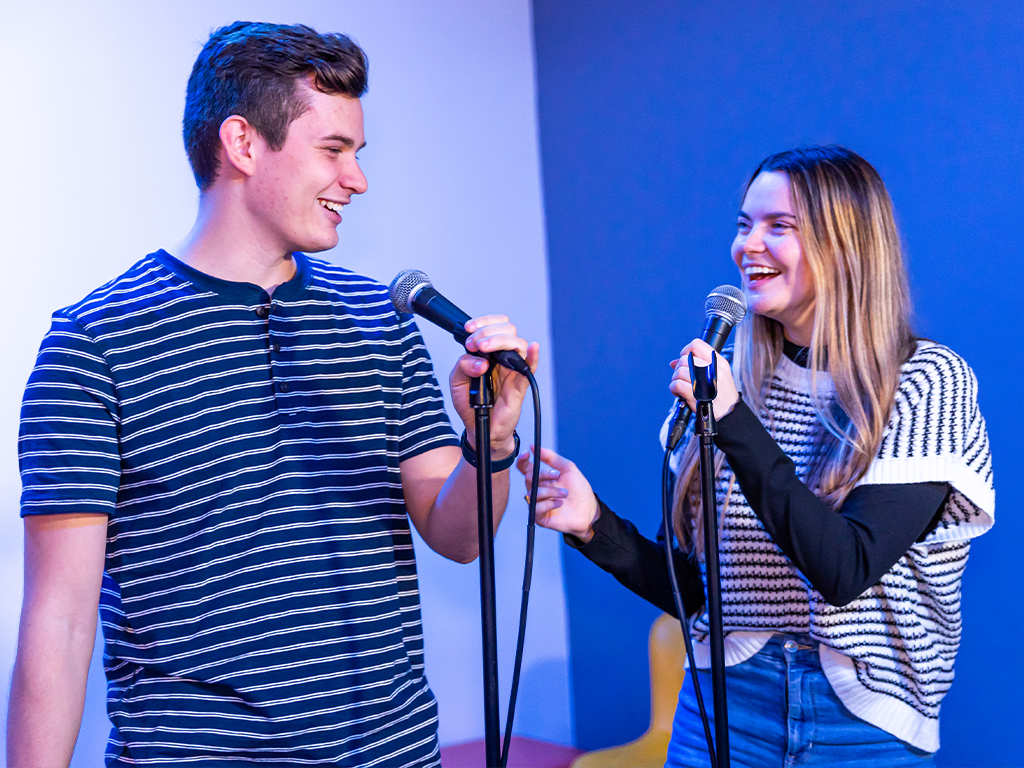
left=470, top=367, right=501, bottom=768
left=690, top=352, right=730, bottom=768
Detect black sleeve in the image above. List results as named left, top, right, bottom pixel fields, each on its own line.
left=714, top=398, right=950, bottom=607
left=565, top=496, right=706, bottom=618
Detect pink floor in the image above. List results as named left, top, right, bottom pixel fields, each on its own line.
left=440, top=736, right=584, bottom=768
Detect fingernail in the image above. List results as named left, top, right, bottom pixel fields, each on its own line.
left=550, top=470, right=560, bottom=478
left=553, top=499, right=563, bottom=507
left=559, top=488, right=569, bottom=497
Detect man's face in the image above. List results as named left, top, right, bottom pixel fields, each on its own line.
left=248, top=81, right=368, bottom=255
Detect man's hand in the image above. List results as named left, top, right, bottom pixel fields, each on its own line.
left=400, top=315, right=538, bottom=563
left=449, top=314, right=540, bottom=457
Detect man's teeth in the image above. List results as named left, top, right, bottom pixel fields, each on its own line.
left=319, top=199, right=345, bottom=213
left=745, top=266, right=781, bottom=277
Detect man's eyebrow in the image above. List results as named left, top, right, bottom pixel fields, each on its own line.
left=320, top=134, right=367, bottom=151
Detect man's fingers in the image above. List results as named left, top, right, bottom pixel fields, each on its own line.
left=471, top=332, right=528, bottom=357
left=526, top=342, right=540, bottom=373
left=453, top=354, right=491, bottom=380
left=464, top=314, right=510, bottom=333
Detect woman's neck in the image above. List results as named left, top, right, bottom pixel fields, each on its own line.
left=782, top=337, right=810, bottom=368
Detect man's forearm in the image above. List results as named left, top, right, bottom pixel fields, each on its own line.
left=9, top=513, right=107, bottom=768
left=7, top=612, right=96, bottom=767
left=425, top=455, right=511, bottom=563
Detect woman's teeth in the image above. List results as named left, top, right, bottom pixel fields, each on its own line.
left=745, top=265, right=781, bottom=282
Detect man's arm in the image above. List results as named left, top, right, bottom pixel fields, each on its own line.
left=401, top=445, right=511, bottom=563
left=7, top=513, right=107, bottom=768
left=401, top=314, right=538, bottom=563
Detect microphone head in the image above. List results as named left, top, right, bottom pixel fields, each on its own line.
left=389, top=269, right=432, bottom=313
left=705, top=285, right=747, bottom=327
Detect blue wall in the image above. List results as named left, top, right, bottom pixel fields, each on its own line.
left=533, top=1, right=1023, bottom=763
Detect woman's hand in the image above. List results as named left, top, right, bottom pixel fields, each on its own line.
left=516, top=447, right=600, bottom=543
left=670, top=338, right=740, bottom=419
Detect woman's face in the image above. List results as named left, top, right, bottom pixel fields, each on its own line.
left=731, top=171, right=816, bottom=346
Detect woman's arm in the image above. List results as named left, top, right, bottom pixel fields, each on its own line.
left=715, top=399, right=948, bottom=606
left=517, top=447, right=705, bottom=618
left=568, top=496, right=706, bottom=618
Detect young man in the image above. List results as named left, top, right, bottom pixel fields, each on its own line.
left=8, top=21, right=538, bottom=767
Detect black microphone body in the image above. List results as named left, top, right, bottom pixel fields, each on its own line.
left=407, top=284, right=473, bottom=345
left=390, top=272, right=530, bottom=375
left=665, top=287, right=747, bottom=451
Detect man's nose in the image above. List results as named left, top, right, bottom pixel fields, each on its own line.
left=344, top=161, right=368, bottom=195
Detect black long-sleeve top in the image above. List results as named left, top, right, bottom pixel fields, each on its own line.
left=570, top=351, right=949, bottom=613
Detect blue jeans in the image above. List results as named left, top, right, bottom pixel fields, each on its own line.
left=666, top=635, right=935, bottom=767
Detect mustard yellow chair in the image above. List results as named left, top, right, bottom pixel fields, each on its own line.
left=570, top=613, right=687, bottom=768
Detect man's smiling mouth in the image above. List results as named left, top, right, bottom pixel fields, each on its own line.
left=318, top=199, right=345, bottom=213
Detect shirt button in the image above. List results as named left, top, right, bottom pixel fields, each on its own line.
left=279, top=381, right=290, bottom=393
left=783, top=639, right=798, bottom=652
left=256, top=305, right=270, bottom=319
left=272, top=341, right=282, bottom=353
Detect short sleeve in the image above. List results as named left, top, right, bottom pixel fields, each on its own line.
left=19, top=314, right=121, bottom=516
left=857, top=342, right=994, bottom=544
left=396, top=315, right=458, bottom=460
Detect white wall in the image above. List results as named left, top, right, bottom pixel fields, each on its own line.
left=0, top=0, right=571, bottom=762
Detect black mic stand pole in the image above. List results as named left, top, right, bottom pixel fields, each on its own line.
left=470, top=367, right=501, bottom=768
left=690, top=352, right=730, bottom=768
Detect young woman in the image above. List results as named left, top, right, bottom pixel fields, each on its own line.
left=519, top=146, right=994, bottom=766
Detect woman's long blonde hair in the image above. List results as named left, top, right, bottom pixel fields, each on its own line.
left=674, top=145, right=916, bottom=555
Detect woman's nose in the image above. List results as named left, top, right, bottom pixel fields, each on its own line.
left=742, top=225, right=765, bottom=253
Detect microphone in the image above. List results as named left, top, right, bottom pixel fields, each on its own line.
left=389, top=269, right=530, bottom=375
left=665, top=285, right=747, bottom=451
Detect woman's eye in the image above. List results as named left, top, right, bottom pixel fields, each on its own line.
left=737, top=221, right=751, bottom=232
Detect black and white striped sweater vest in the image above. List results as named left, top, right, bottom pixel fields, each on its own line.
left=684, top=341, right=994, bottom=752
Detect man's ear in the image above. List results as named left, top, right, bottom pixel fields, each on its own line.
left=218, top=115, right=258, bottom=178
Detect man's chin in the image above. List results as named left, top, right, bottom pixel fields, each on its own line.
left=297, top=234, right=340, bottom=255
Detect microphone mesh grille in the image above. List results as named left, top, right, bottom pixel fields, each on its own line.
left=389, top=269, right=432, bottom=313
left=705, top=285, right=747, bottom=325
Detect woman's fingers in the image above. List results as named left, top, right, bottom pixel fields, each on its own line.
left=516, top=447, right=565, bottom=476
left=531, top=446, right=574, bottom=473
left=679, top=338, right=715, bottom=363
left=514, top=452, right=531, bottom=474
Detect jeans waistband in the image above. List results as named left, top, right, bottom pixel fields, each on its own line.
left=767, top=632, right=817, bottom=651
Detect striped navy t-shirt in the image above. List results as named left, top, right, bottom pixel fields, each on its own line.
left=19, top=249, right=459, bottom=766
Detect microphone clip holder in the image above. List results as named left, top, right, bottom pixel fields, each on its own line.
left=688, top=351, right=719, bottom=439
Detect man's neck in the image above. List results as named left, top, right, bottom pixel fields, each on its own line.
left=174, top=192, right=298, bottom=294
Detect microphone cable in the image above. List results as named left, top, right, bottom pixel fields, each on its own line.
left=500, top=369, right=541, bottom=768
